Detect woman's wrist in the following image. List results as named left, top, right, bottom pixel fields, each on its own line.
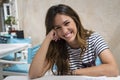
left=45, top=35, right=53, bottom=43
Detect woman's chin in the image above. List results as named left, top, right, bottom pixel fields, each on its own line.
left=65, top=37, right=75, bottom=43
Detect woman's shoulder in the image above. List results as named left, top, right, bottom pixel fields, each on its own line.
left=87, top=32, right=105, bottom=43
left=89, top=32, right=101, bottom=39
left=91, top=32, right=101, bottom=36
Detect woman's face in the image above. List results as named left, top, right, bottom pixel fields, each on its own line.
left=54, top=14, right=77, bottom=44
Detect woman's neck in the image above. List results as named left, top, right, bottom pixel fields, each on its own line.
left=67, top=40, right=80, bottom=49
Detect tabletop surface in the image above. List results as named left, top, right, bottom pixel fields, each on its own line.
left=0, top=43, right=29, bottom=58
left=3, top=75, right=120, bottom=80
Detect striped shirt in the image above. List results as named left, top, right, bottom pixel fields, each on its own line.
left=67, top=32, right=109, bottom=70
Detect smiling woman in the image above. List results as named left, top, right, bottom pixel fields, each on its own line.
left=29, top=4, right=119, bottom=79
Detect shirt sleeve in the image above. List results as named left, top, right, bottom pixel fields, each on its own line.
left=93, top=33, right=109, bottom=55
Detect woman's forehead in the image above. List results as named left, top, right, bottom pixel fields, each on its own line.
left=54, top=14, right=72, bottom=25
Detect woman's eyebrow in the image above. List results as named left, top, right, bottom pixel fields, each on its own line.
left=54, top=25, right=60, bottom=28
left=63, top=20, right=69, bottom=24
left=54, top=20, right=69, bottom=27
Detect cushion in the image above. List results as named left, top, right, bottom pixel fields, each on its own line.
left=3, top=64, right=30, bottom=73
left=0, top=36, right=10, bottom=43
left=1, top=53, right=22, bottom=60
left=8, top=38, right=31, bottom=44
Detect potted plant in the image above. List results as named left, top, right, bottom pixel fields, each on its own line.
left=5, top=16, right=17, bottom=34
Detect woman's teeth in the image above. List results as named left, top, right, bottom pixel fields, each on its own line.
left=64, top=32, right=72, bottom=38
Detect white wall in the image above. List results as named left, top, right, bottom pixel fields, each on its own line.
left=17, top=0, right=120, bottom=72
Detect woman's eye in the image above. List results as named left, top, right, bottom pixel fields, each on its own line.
left=65, top=22, right=70, bottom=26
left=55, top=26, right=60, bottom=29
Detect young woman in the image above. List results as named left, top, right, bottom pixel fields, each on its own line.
left=29, top=4, right=119, bottom=79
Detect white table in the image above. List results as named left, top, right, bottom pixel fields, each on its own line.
left=3, top=75, right=120, bottom=80
left=0, top=43, right=29, bottom=58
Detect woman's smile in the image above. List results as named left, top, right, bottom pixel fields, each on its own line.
left=64, top=30, right=72, bottom=37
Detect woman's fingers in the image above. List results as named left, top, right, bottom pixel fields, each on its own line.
left=47, top=29, right=60, bottom=42
left=53, top=30, right=59, bottom=42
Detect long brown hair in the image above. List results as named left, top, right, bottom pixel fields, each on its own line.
left=45, top=4, right=93, bottom=75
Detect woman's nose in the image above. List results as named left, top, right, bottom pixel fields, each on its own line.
left=61, top=27, right=68, bottom=34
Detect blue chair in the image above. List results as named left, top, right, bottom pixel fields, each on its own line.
left=0, top=44, right=40, bottom=79
left=95, top=57, right=102, bottom=66
left=27, top=45, right=40, bottom=64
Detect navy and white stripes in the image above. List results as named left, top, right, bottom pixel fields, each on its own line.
left=67, top=32, right=109, bottom=70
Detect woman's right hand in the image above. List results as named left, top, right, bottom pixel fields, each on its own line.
left=46, top=29, right=59, bottom=42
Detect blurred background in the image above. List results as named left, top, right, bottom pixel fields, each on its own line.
left=0, top=0, right=120, bottom=72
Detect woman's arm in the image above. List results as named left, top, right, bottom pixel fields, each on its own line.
left=29, top=29, right=58, bottom=79
left=72, top=49, right=119, bottom=76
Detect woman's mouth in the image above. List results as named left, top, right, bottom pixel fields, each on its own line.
left=64, top=31, right=73, bottom=39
